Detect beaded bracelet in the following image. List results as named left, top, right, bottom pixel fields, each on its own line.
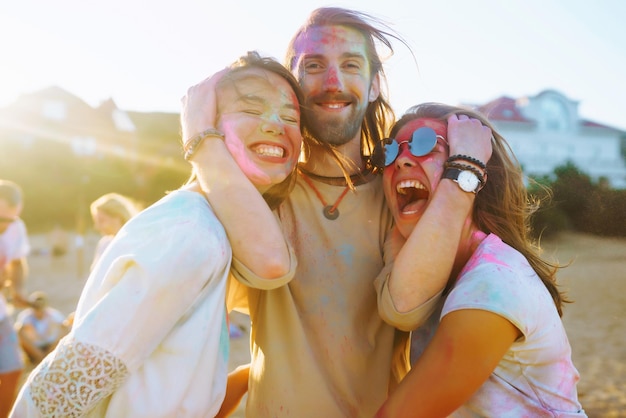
left=444, top=161, right=486, bottom=187
left=183, top=128, right=225, bottom=161
left=447, top=154, right=487, bottom=170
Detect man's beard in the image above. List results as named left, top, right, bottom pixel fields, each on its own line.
left=304, top=100, right=366, bottom=147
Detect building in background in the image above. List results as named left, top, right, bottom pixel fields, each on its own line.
left=476, top=89, right=626, bottom=189
left=1, top=86, right=139, bottom=161
left=0, top=86, right=185, bottom=233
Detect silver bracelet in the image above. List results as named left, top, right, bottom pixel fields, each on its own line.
left=183, top=128, right=225, bottom=161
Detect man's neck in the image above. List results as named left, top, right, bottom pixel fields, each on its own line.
left=302, top=138, right=364, bottom=177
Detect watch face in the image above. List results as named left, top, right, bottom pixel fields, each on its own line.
left=458, top=170, right=480, bottom=192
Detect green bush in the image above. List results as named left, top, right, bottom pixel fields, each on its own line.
left=528, top=162, right=626, bottom=238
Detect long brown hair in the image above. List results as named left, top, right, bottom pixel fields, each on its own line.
left=391, top=102, right=570, bottom=315
left=285, top=7, right=413, bottom=184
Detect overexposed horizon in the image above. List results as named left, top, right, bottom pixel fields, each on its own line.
left=1, top=0, right=625, bottom=130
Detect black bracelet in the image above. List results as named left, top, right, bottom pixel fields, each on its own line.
left=444, top=161, right=486, bottom=187
left=183, top=128, right=225, bottom=161
left=447, top=154, right=487, bottom=170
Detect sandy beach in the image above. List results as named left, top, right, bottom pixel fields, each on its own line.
left=13, top=231, right=626, bottom=417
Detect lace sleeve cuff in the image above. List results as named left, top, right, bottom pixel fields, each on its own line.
left=27, top=339, right=130, bottom=417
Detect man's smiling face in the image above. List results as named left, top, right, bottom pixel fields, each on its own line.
left=292, top=25, right=379, bottom=146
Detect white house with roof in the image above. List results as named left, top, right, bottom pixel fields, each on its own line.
left=475, top=89, right=626, bottom=189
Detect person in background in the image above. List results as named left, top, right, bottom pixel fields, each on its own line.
left=47, top=224, right=69, bottom=257
left=375, top=103, right=585, bottom=417
left=0, top=180, right=30, bottom=418
left=14, top=291, right=69, bottom=365
left=11, top=51, right=304, bottom=418
left=89, top=192, right=140, bottom=271
left=201, top=7, right=492, bottom=417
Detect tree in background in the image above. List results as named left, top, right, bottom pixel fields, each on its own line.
left=529, top=161, right=626, bottom=238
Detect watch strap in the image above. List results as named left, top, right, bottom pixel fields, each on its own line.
left=443, top=167, right=462, bottom=181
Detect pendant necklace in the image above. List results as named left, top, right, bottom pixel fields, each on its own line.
left=300, top=174, right=350, bottom=220
left=299, top=166, right=375, bottom=220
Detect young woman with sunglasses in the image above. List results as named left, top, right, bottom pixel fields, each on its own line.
left=375, top=103, right=585, bottom=417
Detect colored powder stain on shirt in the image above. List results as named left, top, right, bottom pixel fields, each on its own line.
left=481, top=252, right=511, bottom=267
left=461, top=241, right=511, bottom=278
left=219, top=313, right=230, bottom=361
left=336, top=244, right=355, bottom=267
left=439, top=234, right=584, bottom=416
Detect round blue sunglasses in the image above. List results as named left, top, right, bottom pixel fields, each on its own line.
left=372, top=127, right=447, bottom=169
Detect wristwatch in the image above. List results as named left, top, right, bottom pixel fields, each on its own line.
left=443, top=168, right=482, bottom=193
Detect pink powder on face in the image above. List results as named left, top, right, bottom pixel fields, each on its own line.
left=325, top=66, right=339, bottom=85
left=416, top=154, right=438, bottom=164
left=434, top=159, right=446, bottom=169
left=307, top=26, right=348, bottom=46
left=221, top=122, right=271, bottom=186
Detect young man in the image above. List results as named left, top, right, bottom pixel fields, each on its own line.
left=205, top=8, right=490, bottom=417
left=0, top=180, right=30, bottom=418
left=230, top=10, right=407, bottom=417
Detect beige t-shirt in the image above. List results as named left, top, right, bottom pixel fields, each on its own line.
left=230, top=174, right=412, bottom=418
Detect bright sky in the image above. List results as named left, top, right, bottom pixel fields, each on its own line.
left=1, top=0, right=625, bottom=130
